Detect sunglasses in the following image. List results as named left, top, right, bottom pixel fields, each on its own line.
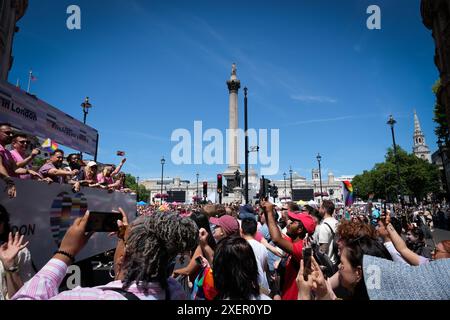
left=432, top=248, right=448, bottom=255
left=17, top=140, right=30, bottom=145
left=1, top=131, right=13, bottom=136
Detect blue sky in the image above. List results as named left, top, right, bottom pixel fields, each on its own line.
left=8, top=0, right=439, bottom=182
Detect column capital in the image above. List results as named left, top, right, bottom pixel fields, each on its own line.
left=227, top=79, right=241, bottom=93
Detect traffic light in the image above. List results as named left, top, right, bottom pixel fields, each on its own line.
left=217, top=174, right=223, bottom=194
left=272, top=186, right=279, bottom=199
left=264, top=179, right=271, bottom=196
left=259, top=177, right=271, bottom=198
left=203, top=181, right=208, bottom=197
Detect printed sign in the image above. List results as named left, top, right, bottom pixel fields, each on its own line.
left=0, top=80, right=98, bottom=156
left=0, top=179, right=136, bottom=269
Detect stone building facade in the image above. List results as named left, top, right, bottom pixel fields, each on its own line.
left=0, top=0, right=28, bottom=81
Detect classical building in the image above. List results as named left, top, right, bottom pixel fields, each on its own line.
left=422, top=1, right=450, bottom=140
left=413, top=111, right=432, bottom=163
left=140, top=171, right=353, bottom=205
left=0, top=0, right=28, bottom=81
left=432, top=147, right=450, bottom=197
left=272, top=171, right=353, bottom=205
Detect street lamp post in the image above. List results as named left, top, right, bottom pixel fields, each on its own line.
left=244, top=87, right=249, bottom=204
left=186, top=182, right=190, bottom=204
left=196, top=173, right=199, bottom=203
left=283, top=173, right=287, bottom=199
left=289, top=166, right=293, bottom=198
left=438, top=138, right=450, bottom=201
left=160, top=157, right=165, bottom=203
left=387, top=115, right=403, bottom=208
left=317, top=154, right=324, bottom=202
left=81, top=97, right=92, bottom=125
left=136, top=176, right=140, bottom=202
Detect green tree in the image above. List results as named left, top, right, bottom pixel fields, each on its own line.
left=353, top=147, right=441, bottom=202
left=433, top=79, right=449, bottom=143
left=124, top=174, right=150, bottom=202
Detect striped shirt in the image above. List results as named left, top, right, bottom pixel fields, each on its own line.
left=12, top=259, right=187, bottom=300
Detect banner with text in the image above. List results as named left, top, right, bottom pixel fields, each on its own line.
left=0, top=80, right=98, bottom=156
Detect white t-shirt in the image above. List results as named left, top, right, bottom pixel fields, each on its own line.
left=247, top=239, right=270, bottom=293
left=383, top=242, right=408, bottom=265
left=0, top=248, right=35, bottom=300
left=318, top=217, right=339, bottom=264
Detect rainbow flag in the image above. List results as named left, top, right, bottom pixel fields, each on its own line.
left=42, top=138, right=58, bottom=152
left=342, top=181, right=354, bottom=207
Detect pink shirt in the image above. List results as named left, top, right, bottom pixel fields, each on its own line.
left=12, top=258, right=187, bottom=300
left=10, top=149, right=31, bottom=179
left=0, top=144, right=17, bottom=177
left=97, top=173, right=114, bottom=185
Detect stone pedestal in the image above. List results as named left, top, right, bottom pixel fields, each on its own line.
left=233, top=187, right=243, bottom=204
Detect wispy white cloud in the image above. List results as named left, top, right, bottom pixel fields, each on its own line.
left=290, top=95, right=337, bottom=104
left=285, top=114, right=379, bottom=126
left=103, top=129, right=168, bottom=142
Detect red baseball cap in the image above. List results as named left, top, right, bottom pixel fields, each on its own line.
left=210, top=215, right=239, bottom=237
left=287, top=211, right=317, bottom=234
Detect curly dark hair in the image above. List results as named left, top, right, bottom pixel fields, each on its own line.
left=213, top=236, right=260, bottom=300
left=121, top=211, right=199, bottom=293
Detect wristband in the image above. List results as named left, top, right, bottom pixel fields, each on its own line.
left=54, top=250, right=76, bottom=264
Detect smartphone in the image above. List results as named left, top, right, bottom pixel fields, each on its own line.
left=303, top=247, right=312, bottom=281
left=86, top=211, right=122, bottom=232
left=195, top=256, right=203, bottom=266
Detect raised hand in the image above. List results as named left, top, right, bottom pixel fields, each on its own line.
left=0, top=232, right=29, bottom=269
left=58, top=211, right=93, bottom=258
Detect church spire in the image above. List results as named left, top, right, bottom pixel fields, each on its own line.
left=414, top=110, right=422, bottom=134
left=413, top=110, right=431, bottom=163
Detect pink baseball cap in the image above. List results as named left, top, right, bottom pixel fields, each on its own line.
left=210, top=215, right=239, bottom=237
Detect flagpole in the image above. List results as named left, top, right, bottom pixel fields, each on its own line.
left=27, top=70, right=32, bottom=93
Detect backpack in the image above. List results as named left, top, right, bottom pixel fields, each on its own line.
left=311, top=222, right=339, bottom=278
left=323, top=222, right=340, bottom=262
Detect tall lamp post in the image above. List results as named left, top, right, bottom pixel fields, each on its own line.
left=317, top=154, right=324, bottom=202
left=387, top=115, right=403, bottom=208
left=160, top=157, right=165, bottom=203
left=81, top=97, right=92, bottom=125
left=289, top=166, right=293, bottom=198
left=196, top=173, right=199, bottom=203
left=186, top=182, right=190, bottom=204
left=244, top=87, right=249, bottom=204
left=283, top=173, right=287, bottom=199
left=136, top=176, right=140, bottom=202
left=438, top=138, right=450, bottom=201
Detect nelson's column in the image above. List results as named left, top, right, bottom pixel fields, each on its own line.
left=223, top=63, right=242, bottom=193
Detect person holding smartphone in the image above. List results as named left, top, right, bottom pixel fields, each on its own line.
left=259, top=199, right=316, bottom=300
left=12, top=209, right=199, bottom=300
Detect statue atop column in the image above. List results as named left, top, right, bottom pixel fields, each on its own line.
left=231, top=63, right=237, bottom=77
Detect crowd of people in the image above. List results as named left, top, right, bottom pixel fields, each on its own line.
left=1, top=193, right=449, bottom=300
left=2, top=122, right=450, bottom=300
left=0, top=122, right=129, bottom=197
